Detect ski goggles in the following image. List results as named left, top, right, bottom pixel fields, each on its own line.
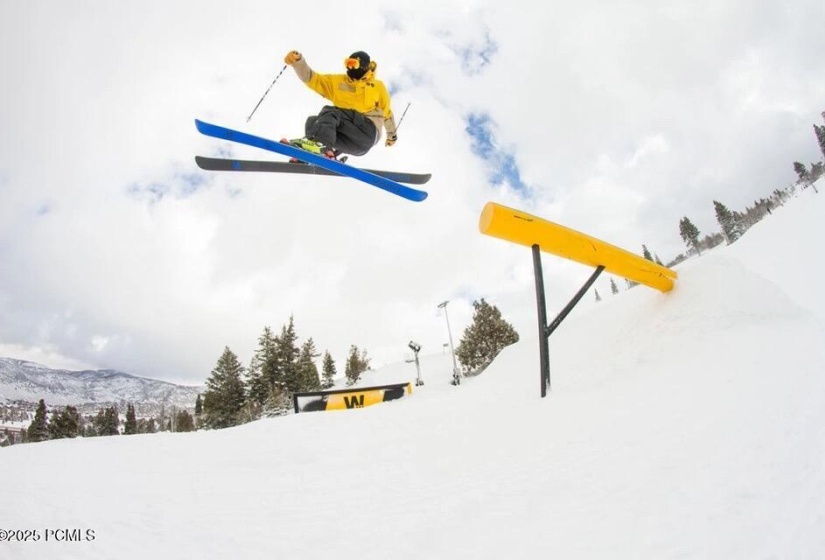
left=345, top=57, right=362, bottom=70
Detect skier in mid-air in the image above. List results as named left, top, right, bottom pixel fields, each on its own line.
left=282, top=50, right=398, bottom=160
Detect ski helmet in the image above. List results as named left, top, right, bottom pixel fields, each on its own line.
left=345, top=51, right=370, bottom=80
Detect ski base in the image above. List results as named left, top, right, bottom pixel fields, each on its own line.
left=194, top=156, right=431, bottom=185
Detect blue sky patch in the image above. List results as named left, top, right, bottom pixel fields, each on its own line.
left=465, top=113, right=529, bottom=193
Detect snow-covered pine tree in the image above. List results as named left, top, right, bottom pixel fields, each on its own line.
left=679, top=216, right=702, bottom=255
left=28, top=399, right=49, bottom=442
left=276, top=316, right=302, bottom=394
left=297, top=338, right=321, bottom=392
left=713, top=200, right=743, bottom=244
left=345, top=345, right=370, bottom=386
left=455, top=298, right=519, bottom=374
left=124, top=404, right=137, bottom=435
left=245, top=326, right=278, bottom=409
left=93, top=406, right=119, bottom=436
left=794, top=161, right=810, bottom=185
left=642, top=245, right=654, bottom=261
left=262, top=384, right=291, bottom=417
left=202, top=346, right=247, bottom=429
left=48, top=406, right=82, bottom=439
left=174, top=409, right=195, bottom=432
left=321, top=351, right=337, bottom=389
left=814, top=123, right=825, bottom=160
left=610, top=277, right=619, bottom=295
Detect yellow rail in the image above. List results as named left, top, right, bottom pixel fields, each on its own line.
left=479, top=202, right=677, bottom=292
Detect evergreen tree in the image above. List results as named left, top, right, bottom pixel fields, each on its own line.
left=814, top=123, right=825, bottom=160
left=83, top=423, right=96, bottom=438
left=320, top=351, right=337, bottom=390
left=794, top=161, right=810, bottom=185
left=610, top=277, right=619, bottom=295
left=49, top=406, right=82, bottom=439
left=713, top=200, right=743, bottom=244
left=245, top=326, right=278, bottom=408
left=679, top=216, right=702, bottom=256
left=642, top=244, right=653, bottom=262
left=48, top=408, right=63, bottom=439
left=65, top=406, right=82, bottom=438
left=297, top=338, right=321, bottom=392
left=455, top=298, right=520, bottom=373
left=94, top=406, right=120, bottom=436
left=262, top=384, right=292, bottom=417
left=124, top=404, right=138, bottom=435
left=344, top=345, right=370, bottom=386
left=277, top=316, right=302, bottom=394
left=174, top=409, right=195, bottom=432
left=158, top=404, right=167, bottom=432
left=28, top=399, right=50, bottom=443
left=811, top=162, right=824, bottom=183
left=595, top=289, right=602, bottom=302
left=202, top=346, right=247, bottom=429
left=239, top=400, right=262, bottom=424
left=194, top=394, right=203, bottom=428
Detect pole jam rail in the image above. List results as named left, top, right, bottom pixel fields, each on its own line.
left=478, top=202, right=678, bottom=397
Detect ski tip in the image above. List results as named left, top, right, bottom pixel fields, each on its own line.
left=411, top=191, right=428, bottom=202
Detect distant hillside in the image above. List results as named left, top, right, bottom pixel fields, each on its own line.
left=0, top=357, right=202, bottom=415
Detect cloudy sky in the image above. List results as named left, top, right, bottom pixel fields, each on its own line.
left=1, top=0, right=823, bottom=384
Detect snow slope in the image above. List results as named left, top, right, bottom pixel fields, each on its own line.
left=1, top=188, right=823, bottom=559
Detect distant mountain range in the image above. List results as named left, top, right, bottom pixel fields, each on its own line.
left=0, top=357, right=202, bottom=415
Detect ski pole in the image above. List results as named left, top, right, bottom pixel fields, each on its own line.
left=395, top=102, right=412, bottom=131
left=246, top=65, right=288, bottom=123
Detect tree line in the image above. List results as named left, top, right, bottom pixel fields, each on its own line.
left=199, top=316, right=373, bottom=430
left=8, top=299, right=520, bottom=443
left=675, top=114, right=823, bottom=259
left=11, top=399, right=196, bottom=445
left=593, top=110, right=823, bottom=302
left=201, top=302, right=520, bottom=430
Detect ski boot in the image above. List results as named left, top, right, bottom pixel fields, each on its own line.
left=280, top=138, right=347, bottom=164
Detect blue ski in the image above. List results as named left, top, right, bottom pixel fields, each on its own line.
left=194, top=119, right=428, bottom=202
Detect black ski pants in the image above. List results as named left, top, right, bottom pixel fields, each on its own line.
left=306, top=106, right=377, bottom=156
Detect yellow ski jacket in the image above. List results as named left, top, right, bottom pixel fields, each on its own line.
left=292, top=57, right=397, bottom=143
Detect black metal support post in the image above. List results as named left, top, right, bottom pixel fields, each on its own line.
left=532, top=245, right=551, bottom=397
left=533, top=241, right=605, bottom=398
left=545, top=265, right=605, bottom=338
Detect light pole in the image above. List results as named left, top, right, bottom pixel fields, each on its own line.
left=408, top=341, right=424, bottom=386
left=438, top=300, right=461, bottom=385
